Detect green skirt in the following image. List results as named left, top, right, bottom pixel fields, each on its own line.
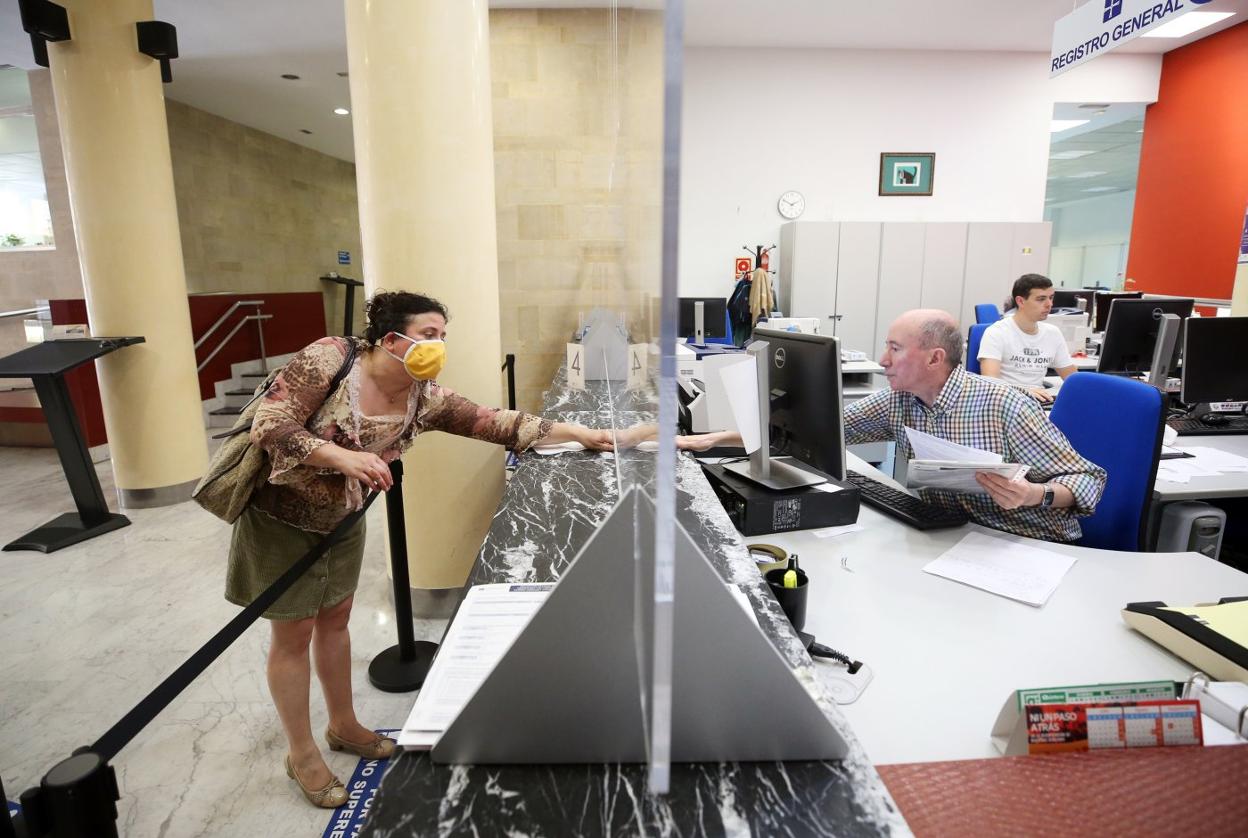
left=225, top=506, right=367, bottom=621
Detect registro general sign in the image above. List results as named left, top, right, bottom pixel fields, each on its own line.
left=1050, top=0, right=1219, bottom=77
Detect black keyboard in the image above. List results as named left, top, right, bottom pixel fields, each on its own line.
left=1168, top=416, right=1248, bottom=436
left=846, top=470, right=970, bottom=531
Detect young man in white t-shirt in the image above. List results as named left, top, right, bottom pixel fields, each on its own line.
left=977, top=274, right=1077, bottom=404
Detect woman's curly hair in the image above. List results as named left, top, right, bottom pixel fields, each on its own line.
left=363, top=291, right=449, bottom=344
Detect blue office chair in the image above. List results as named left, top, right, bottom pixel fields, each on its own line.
left=974, top=303, right=1003, bottom=325
left=965, top=323, right=990, bottom=375
left=1049, top=372, right=1166, bottom=551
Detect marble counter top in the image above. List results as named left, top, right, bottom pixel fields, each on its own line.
left=362, top=371, right=906, bottom=837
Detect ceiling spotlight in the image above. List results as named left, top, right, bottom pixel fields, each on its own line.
left=281, top=73, right=300, bottom=80
left=334, top=107, right=350, bottom=116
left=299, top=129, right=313, bottom=135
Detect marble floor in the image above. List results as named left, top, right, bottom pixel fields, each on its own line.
left=0, top=440, right=442, bottom=837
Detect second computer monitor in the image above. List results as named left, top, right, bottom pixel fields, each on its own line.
left=678, top=297, right=728, bottom=341
left=1097, top=298, right=1195, bottom=376
left=1181, top=316, right=1248, bottom=405
left=1093, top=291, right=1142, bottom=332
left=1051, top=289, right=1092, bottom=314
left=752, top=328, right=847, bottom=480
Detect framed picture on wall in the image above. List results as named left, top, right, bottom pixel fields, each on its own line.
left=879, top=152, right=935, bottom=196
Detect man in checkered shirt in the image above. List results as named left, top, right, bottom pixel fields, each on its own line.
left=847, top=309, right=1106, bottom=542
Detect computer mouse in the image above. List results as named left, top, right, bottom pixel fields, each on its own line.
left=1197, top=412, right=1229, bottom=426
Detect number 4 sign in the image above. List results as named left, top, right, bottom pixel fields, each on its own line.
left=627, top=344, right=647, bottom=390
left=566, top=343, right=586, bottom=390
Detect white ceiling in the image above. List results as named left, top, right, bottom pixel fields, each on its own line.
left=0, top=1, right=1244, bottom=162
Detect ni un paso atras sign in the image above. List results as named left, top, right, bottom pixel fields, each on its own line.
left=1050, top=0, right=1218, bottom=77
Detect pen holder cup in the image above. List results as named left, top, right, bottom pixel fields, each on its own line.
left=764, top=567, right=809, bottom=633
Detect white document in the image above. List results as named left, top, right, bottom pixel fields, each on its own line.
left=1156, top=457, right=1223, bottom=484
left=1179, top=446, right=1248, bottom=473
left=532, top=440, right=658, bottom=455
left=399, top=581, right=754, bottom=749
left=812, top=523, right=864, bottom=539
left=718, top=358, right=761, bottom=454
left=922, top=530, right=1077, bottom=607
left=903, top=427, right=1030, bottom=494
left=905, top=426, right=1002, bottom=463
left=399, top=583, right=553, bottom=749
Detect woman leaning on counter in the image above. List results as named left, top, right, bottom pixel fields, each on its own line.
left=225, top=290, right=612, bottom=808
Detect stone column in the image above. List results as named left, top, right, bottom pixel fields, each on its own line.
left=46, top=0, right=207, bottom=506
left=345, top=0, right=505, bottom=606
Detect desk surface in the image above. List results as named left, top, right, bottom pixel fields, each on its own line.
left=362, top=373, right=905, bottom=837
left=1156, top=433, right=1248, bottom=500
left=762, top=453, right=1248, bottom=766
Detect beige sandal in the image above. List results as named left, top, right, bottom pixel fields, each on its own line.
left=285, top=754, right=348, bottom=809
left=326, top=727, right=397, bottom=760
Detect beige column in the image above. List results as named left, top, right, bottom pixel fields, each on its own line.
left=46, top=0, right=207, bottom=506
left=346, top=0, right=505, bottom=598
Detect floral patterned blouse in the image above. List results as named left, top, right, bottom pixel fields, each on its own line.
left=249, top=337, right=552, bottom=533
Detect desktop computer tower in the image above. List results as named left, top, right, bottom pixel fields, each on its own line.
left=1155, top=502, right=1226, bottom=561
left=701, top=458, right=860, bottom=536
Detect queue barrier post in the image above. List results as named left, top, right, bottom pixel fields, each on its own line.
left=367, top=459, right=438, bottom=692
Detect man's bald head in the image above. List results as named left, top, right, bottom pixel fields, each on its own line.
left=880, top=309, right=964, bottom=404
left=894, top=309, right=962, bottom=369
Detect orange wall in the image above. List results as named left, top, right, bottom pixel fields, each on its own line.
left=1126, top=21, right=1248, bottom=299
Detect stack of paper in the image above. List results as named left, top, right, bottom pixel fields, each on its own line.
left=923, top=530, right=1077, bottom=607
left=904, top=427, right=1030, bottom=494
left=1156, top=446, right=1248, bottom=484
left=399, top=583, right=552, bottom=749
left=399, top=581, right=758, bottom=750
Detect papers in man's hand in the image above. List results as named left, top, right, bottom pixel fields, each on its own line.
left=904, top=427, right=1030, bottom=494
left=922, top=530, right=1077, bottom=607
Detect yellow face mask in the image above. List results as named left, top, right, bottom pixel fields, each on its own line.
left=386, top=333, right=446, bottom=380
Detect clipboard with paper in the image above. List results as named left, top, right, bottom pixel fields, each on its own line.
left=904, top=427, right=1031, bottom=495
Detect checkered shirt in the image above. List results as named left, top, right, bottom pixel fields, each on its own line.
left=844, top=365, right=1106, bottom=542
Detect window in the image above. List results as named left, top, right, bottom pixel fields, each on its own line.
left=0, top=66, right=54, bottom=250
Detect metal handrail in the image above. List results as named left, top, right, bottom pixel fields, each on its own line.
left=0, top=306, right=48, bottom=320
left=194, top=300, right=264, bottom=350
left=197, top=314, right=273, bottom=372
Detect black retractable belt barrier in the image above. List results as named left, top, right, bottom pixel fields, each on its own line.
left=12, top=490, right=381, bottom=838
left=367, top=460, right=438, bottom=692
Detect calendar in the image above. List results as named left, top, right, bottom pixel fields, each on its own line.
left=1025, top=700, right=1202, bottom=754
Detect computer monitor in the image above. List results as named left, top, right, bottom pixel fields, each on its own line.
left=1097, top=298, right=1195, bottom=376
left=752, top=328, right=847, bottom=481
left=1180, top=317, right=1248, bottom=405
left=1093, top=291, right=1142, bottom=332
left=1051, top=289, right=1092, bottom=313
left=678, top=297, right=728, bottom=342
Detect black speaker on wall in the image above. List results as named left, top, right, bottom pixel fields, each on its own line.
left=18, top=0, right=71, bottom=69
left=136, top=21, right=179, bottom=83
